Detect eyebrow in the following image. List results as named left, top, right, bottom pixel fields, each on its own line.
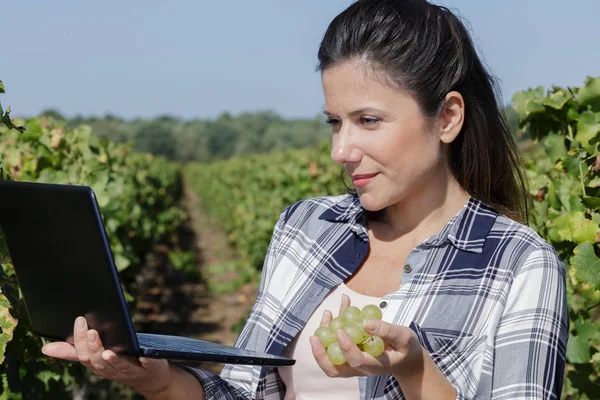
left=323, top=107, right=384, bottom=117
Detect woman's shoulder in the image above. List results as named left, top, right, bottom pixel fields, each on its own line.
left=280, top=193, right=357, bottom=225
left=493, top=213, right=552, bottom=248
left=491, top=212, right=563, bottom=269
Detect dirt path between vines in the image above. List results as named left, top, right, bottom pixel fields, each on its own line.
left=131, top=181, right=257, bottom=375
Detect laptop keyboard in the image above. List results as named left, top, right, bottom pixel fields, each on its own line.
left=137, top=333, right=246, bottom=356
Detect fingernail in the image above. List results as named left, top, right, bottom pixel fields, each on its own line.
left=364, top=319, right=378, bottom=332
left=139, top=357, right=149, bottom=363
left=76, top=317, right=85, bottom=330
left=87, top=331, right=96, bottom=344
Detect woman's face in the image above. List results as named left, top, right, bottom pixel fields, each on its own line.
left=322, top=61, right=450, bottom=212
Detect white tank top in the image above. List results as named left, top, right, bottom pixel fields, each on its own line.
left=279, top=282, right=382, bottom=400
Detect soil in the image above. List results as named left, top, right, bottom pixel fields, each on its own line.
left=131, top=182, right=258, bottom=375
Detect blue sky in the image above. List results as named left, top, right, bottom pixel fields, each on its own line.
left=1, top=0, right=599, bottom=120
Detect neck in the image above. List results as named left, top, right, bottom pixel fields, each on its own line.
left=368, top=173, right=470, bottom=245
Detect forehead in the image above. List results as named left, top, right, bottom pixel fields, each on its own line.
left=321, top=61, right=414, bottom=111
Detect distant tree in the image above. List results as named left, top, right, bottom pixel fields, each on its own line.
left=133, top=121, right=177, bottom=159
left=40, top=108, right=66, bottom=121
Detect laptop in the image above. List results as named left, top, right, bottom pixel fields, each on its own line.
left=0, top=179, right=294, bottom=367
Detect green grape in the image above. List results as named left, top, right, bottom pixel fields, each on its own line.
left=327, top=342, right=346, bottom=365
left=329, top=317, right=345, bottom=331
left=341, top=306, right=363, bottom=324
left=361, top=304, right=383, bottom=321
left=314, top=326, right=337, bottom=348
left=362, top=335, right=385, bottom=357
left=342, top=323, right=365, bottom=345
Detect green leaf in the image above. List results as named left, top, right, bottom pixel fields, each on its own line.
left=512, top=86, right=546, bottom=122
left=543, top=133, right=567, bottom=162
left=581, top=195, right=600, bottom=211
left=0, top=81, right=4, bottom=94
left=576, top=111, right=600, bottom=155
left=542, top=90, right=571, bottom=110
left=550, top=213, right=572, bottom=241
left=114, top=254, right=130, bottom=271
left=567, top=333, right=590, bottom=363
left=578, top=76, right=600, bottom=111
left=0, top=293, right=17, bottom=364
left=569, top=212, right=599, bottom=243
left=571, top=242, right=600, bottom=290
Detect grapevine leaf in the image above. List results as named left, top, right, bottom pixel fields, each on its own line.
left=543, top=133, right=567, bottom=162
left=566, top=319, right=598, bottom=365
left=578, top=76, right=600, bottom=111
left=581, top=195, right=600, bottom=211
left=542, top=90, right=571, bottom=110
left=0, top=292, right=18, bottom=364
left=512, top=86, right=546, bottom=122
left=571, top=243, right=600, bottom=290
left=549, top=212, right=572, bottom=241
left=588, top=177, right=600, bottom=188
left=567, top=105, right=580, bottom=122
left=576, top=111, right=600, bottom=155
left=568, top=212, right=599, bottom=243
left=114, top=254, right=130, bottom=272
left=567, top=333, right=590, bottom=363
left=574, top=319, right=597, bottom=343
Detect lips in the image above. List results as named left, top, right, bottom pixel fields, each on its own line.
left=351, top=173, right=378, bottom=187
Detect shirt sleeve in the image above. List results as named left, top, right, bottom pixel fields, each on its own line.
left=177, top=208, right=291, bottom=399
left=487, top=245, right=569, bottom=399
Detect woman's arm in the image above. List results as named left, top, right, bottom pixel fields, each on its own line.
left=484, top=246, right=568, bottom=399
left=393, top=346, right=457, bottom=400
left=140, top=365, right=206, bottom=400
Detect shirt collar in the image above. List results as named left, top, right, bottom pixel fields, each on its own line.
left=318, top=195, right=498, bottom=253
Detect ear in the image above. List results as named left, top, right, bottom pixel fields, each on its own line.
left=438, top=91, right=464, bottom=144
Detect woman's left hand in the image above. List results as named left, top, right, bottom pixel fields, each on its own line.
left=309, top=295, right=425, bottom=378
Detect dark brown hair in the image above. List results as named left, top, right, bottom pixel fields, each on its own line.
left=317, top=0, right=529, bottom=223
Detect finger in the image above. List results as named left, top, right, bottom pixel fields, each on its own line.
left=309, top=336, right=359, bottom=378
left=86, top=330, right=109, bottom=371
left=139, top=356, right=168, bottom=372
left=101, top=350, right=137, bottom=374
left=363, top=320, right=411, bottom=349
left=73, top=316, right=91, bottom=364
left=336, top=329, right=368, bottom=370
left=320, top=310, right=333, bottom=327
left=309, top=336, right=341, bottom=377
left=42, top=342, right=79, bottom=361
left=339, top=293, right=351, bottom=315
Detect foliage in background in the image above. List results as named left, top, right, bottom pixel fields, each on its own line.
left=37, top=110, right=333, bottom=163
left=33, top=107, right=519, bottom=164
left=0, top=80, right=186, bottom=398
left=185, top=141, right=346, bottom=272
left=515, top=76, right=600, bottom=399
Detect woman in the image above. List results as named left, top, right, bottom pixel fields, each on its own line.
left=42, top=0, right=568, bottom=398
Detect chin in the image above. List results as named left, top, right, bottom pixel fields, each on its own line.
left=355, top=191, right=388, bottom=212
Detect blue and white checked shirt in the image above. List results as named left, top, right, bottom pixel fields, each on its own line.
left=186, top=194, right=568, bottom=399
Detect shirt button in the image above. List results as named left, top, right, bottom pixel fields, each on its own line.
left=404, top=264, right=412, bottom=273
left=356, top=253, right=361, bottom=259
left=379, top=301, right=387, bottom=309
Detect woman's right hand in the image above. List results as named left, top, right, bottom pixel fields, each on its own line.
left=41, top=316, right=175, bottom=397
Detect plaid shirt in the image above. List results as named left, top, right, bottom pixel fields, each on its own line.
left=186, top=194, right=568, bottom=399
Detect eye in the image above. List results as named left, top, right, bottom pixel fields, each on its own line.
left=325, top=118, right=341, bottom=126
left=360, top=116, right=381, bottom=126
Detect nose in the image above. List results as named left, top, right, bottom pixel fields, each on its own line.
left=330, top=130, right=362, bottom=165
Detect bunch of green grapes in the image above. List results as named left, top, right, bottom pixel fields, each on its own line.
left=314, top=304, right=386, bottom=366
